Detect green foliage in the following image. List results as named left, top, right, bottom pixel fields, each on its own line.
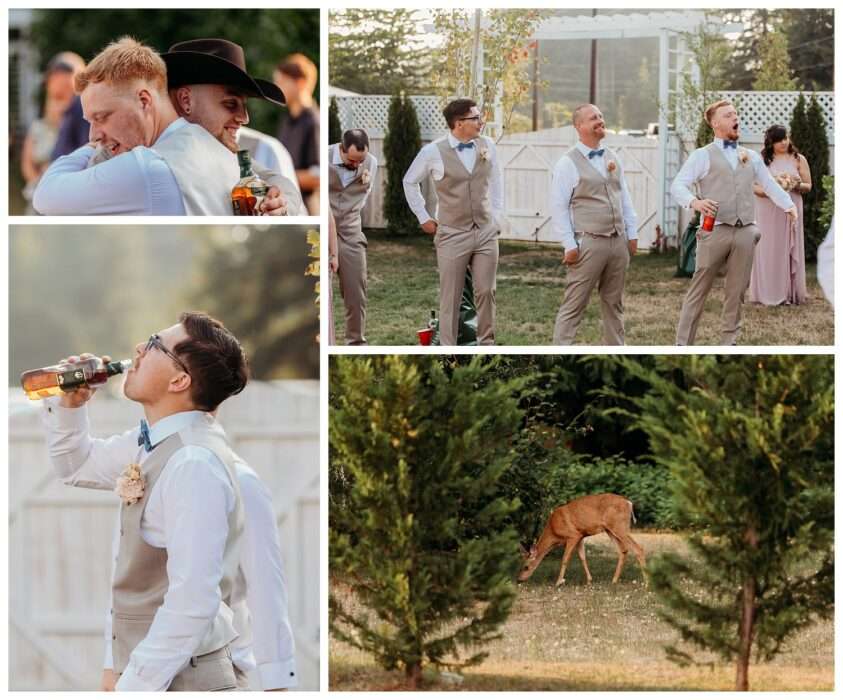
left=752, top=31, right=797, bottom=91
left=818, top=175, right=834, bottom=232
left=328, top=10, right=432, bottom=95
left=28, top=9, right=319, bottom=137
left=383, top=94, right=422, bottom=236
left=329, top=355, right=528, bottom=685
left=329, top=97, right=342, bottom=145
left=790, top=94, right=830, bottom=261
left=619, top=355, right=834, bottom=690
left=781, top=9, right=834, bottom=91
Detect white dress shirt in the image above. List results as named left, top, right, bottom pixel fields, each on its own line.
left=670, top=137, right=794, bottom=221
left=550, top=141, right=639, bottom=252
left=330, top=143, right=378, bottom=207
left=402, top=133, right=504, bottom=225
left=32, top=119, right=189, bottom=216
left=43, top=403, right=237, bottom=691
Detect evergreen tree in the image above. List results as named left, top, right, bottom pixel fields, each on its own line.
left=752, top=31, right=796, bottom=91
left=620, top=355, right=834, bottom=691
left=329, top=355, right=526, bottom=688
left=328, top=96, right=342, bottom=145
left=722, top=9, right=779, bottom=89
left=383, top=94, right=422, bottom=236
left=790, top=94, right=829, bottom=261
left=329, top=10, right=431, bottom=94
left=788, top=93, right=809, bottom=154
left=781, top=9, right=834, bottom=91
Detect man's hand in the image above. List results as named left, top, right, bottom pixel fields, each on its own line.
left=100, top=668, right=117, bottom=691
left=628, top=239, right=638, bottom=256
left=261, top=186, right=288, bottom=216
left=785, top=206, right=798, bottom=223
left=421, top=219, right=438, bottom=235
left=691, top=198, right=719, bottom=218
left=57, top=353, right=110, bottom=408
left=564, top=248, right=579, bottom=265
left=329, top=253, right=339, bottom=273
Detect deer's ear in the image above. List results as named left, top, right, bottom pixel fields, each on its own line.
left=519, top=543, right=529, bottom=556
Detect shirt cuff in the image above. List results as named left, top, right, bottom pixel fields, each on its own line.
left=561, top=232, right=578, bottom=252
left=626, top=229, right=639, bottom=241
left=115, top=664, right=162, bottom=692
left=42, top=397, right=87, bottom=428
left=258, top=658, right=299, bottom=690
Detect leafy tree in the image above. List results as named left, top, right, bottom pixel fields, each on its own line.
left=621, top=355, right=834, bottom=691
left=752, top=31, right=796, bottom=91
left=383, top=94, right=422, bottom=236
left=329, top=355, right=527, bottom=687
left=781, top=9, right=834, bottom=91
left=722, top=9, right=779, bottom=90
left=328, top=10, right=431, bottom=95
left=28, top=9, right=319, bottom=138
left=328, top=96, right=342, bottom=145
left=790, top=94, right=830, bottom=261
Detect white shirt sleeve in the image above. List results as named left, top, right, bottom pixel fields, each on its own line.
left=751, top=151, right=796, bottom=211
left=115, top=448, right=235, bottom=691
left=41, top=398, right=139, bottom=490
left=238, top=469, right=298, bottom=689
left=670, top=148, right=709, bottom=209
left=360, top=155, right=378, bottom=210
left=617, top=156, right=639, bottom=240
left=549, top=156, right=579, bottom=252
left=402, top=144, right=437, bottom=224
left=487, top=140, right=505, bottom=222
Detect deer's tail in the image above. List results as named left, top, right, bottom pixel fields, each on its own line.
left=628, top=499, right=636, bottom=524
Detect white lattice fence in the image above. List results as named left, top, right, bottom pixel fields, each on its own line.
left=9, top=380, right=319, bottom=691
left=336, top=95, right=446, bottom=140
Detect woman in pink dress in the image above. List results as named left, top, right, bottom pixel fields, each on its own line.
left=748, top=125, right=812, bottom=305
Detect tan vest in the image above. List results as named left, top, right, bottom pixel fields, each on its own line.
left=151, top=120, right=240, bottom=216
left=434, top=137, right=494, bottom=235
left=698, top=143, right=756, bottom=225
left=568, top=147, right=626, bottom=237
left=328, top=144, right=374, bottom=241
left=112, top=417, right=244, bottom=674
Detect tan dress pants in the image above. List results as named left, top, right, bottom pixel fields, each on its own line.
left=435, top=225, right=499, bottom=346
left=166, top=646, right=238, bottom=691
left=336, top=231, right=368, bottom=345
left=676, top=223, right=760, bottom=345
left=553, top=233, right=629, bottom=345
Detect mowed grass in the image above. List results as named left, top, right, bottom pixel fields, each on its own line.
left=330, top=532, right=833, bottom=691
left=331, top=231, right=834, bottom=346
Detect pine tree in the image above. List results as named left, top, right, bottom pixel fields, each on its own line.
left=781, top=9, right=834, bottom=91
left=790, top=94, right=829, bottom=261
left=619, top=355, right=834, bottom=691
left=329, top=355, right=526, bottom=688
left=328, top=96, right=342, bottom=145
left=752, top=31, right=796, bottom=90
left=788, top=93, right=809, bottom=153
left=383, top=93, right=423, bottom=236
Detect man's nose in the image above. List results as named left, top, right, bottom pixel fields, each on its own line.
left=89, top=124, right=103, bottom=142
left=237, top=106, right=250, bottom=126
left=134, top=341, right=146, bottom=356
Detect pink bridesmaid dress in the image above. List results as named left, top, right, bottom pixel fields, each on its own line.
left=748, top=156, right=808, bottom=305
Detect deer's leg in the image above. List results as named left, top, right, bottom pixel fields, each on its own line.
left=605, top=531, right=628, bottom=584
left=625, top=535, right=646, bottom=580
left=555, top=537, right=580, bottom=586
left=577, top=539, right=593, bottom=584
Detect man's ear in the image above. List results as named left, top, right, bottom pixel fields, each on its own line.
left=168, top=371, right=192, bottom=396
left=173, top=86, right=193, bottom=116
left=138, top=88, right=153, bottom=111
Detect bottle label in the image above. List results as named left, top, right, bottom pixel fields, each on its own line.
left=57, top=368, right=86, bottom=390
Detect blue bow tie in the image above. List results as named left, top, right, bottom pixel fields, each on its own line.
left=723, top=140, right=738, bottom=149
left=456, top=141, right=475, bottom=152
left=138, top=419, right=154, bottom=452
left=588, top=149, right=605, bottom=159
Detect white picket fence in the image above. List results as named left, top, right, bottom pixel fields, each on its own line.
left=9, top=380, right=320, bottom=691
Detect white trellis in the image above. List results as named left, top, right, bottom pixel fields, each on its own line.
left=334, top=95, right=446, bottom=141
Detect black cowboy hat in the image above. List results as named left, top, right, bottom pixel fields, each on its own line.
left=162, top=38, right=285, bottom=106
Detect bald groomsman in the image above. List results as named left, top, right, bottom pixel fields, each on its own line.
left=672, top=99, right=797, bottom=345
left=403, top=98, right=504, bottom=346
left=328, top=129, right=378, bottom=345
left=551, top=103, right=638, bottom=345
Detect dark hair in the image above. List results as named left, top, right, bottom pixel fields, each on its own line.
left=174, top=311, right=249, bottom=411
left=443, top=98, right=477, bottom=129
left=342, top=128, right=369, bottom=152
left=761, top=124, right=799, bottom=166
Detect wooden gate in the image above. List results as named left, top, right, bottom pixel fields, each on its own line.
left=9, top=380, right=319, bottom=691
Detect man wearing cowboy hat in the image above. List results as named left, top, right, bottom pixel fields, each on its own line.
left=33, top=36, right=289, bottom=216
left=164, top=38, right=305, bottom=215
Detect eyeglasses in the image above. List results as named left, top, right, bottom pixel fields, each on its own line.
left=458, top=115, right=483, bottom=124
left=144, top=334, right=191, bottom=376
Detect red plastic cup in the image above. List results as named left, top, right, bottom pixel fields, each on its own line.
left=417, top=328, right=433, bottom=346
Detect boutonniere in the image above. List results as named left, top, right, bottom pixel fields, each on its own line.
left=479, top=147, right=490, bottom=162
left=115, top=463, right=145, bottom=505
left=606, top=160, right=617, bottom=173
left=360, top=169, right=370, bottom=185
left=738, top=148, right=749, bottom=165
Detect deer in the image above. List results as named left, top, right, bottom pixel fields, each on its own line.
left=518, top=493, right=645, bottom=586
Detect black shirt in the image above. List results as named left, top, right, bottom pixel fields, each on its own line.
left=277, top=106, right=319, bottom=194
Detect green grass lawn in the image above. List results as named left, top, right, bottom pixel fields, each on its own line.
left=330, top=532, right=834, bottom=691
left=331, top=231, right=834, bottom=346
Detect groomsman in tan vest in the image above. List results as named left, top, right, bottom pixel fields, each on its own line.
left=328, top=129, right=378, bottom=345
left=672, top=100, right=797, bottom=345
left=551, top=104, right=638, bottom=345
left=403, top=98, right=504, bottom=345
